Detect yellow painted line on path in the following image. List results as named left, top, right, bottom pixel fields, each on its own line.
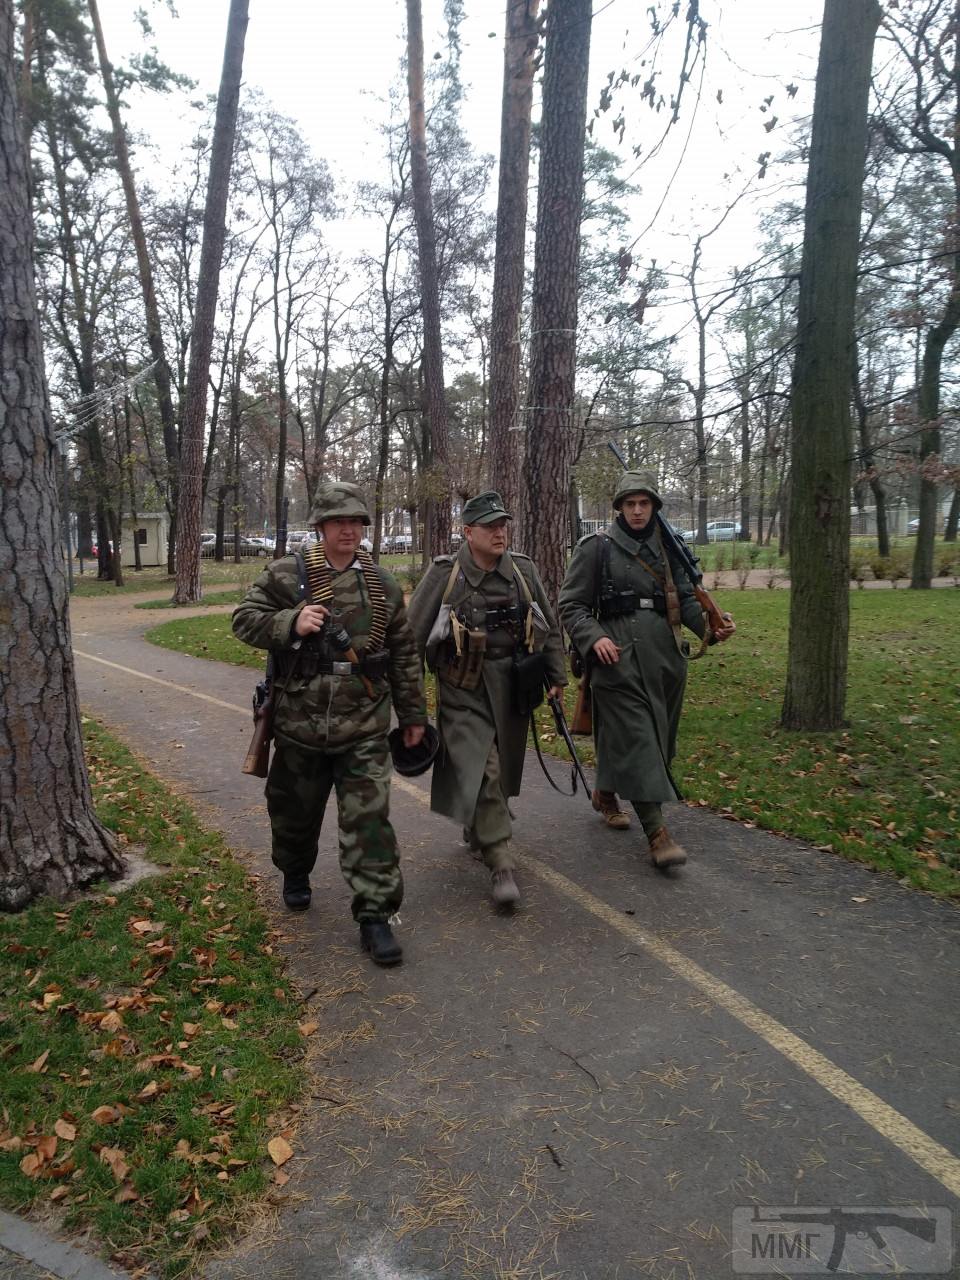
left=392, top=777, right=960, bottom=1200
left=74, top=647, right=960, bottom=1200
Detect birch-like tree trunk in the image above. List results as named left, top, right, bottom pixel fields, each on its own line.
left=1, top=1, right=122, bottom=908
left=488, top=0, right=541, bottom=514
left=522, top=0, right=592, bottom=602
left=174, top=0, right=249, bottom=603
left=781, top=0, right=881, bottom=730
left=406, top=0, right=451, bottom=554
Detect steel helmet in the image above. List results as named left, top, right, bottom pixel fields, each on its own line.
left=307, top=482, right=371, bottom=526
left=612, top=470, right=663, bottom=511
left=388, top=724, right=441, bottom=777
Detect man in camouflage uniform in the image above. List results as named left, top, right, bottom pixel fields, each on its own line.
left=559, top=472, right=734, bottom=870
left=407, top=491, right=567, bottom=907
left=232, top=482, right=427, bottom=965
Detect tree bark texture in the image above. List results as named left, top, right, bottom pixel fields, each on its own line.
left=522, top=0, right=592, bottom=607
left=174, top=0, right=249, bottom=604
left=781, top=0, right=880, bottom=731
left=86, top=0, right=180, bottom=567
left=406, top=0, right=451, bottom=554
left=488, top=0, right=540, bottom=515
left=0, top=2, right=122, bottom=909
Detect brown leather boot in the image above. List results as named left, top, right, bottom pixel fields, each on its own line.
left=592, top=789, right=630, bottom=830
left=648, top=826, right=688, bottom=869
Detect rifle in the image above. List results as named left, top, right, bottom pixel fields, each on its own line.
left=242, top=658, right=275, bottom=778
left=754, top=1207, right=938, bottom=1273
left=569, top=671, right=592, bottom=736
left=529, top=686, right=592, bottom=798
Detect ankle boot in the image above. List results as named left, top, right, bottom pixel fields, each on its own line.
left=281, top=872, right=311, bottom=911
left=648, top=827, right=687, bottom=870
left=360, top=920, right=403, bottom=966
left=591, top=789, right=630, bottom=830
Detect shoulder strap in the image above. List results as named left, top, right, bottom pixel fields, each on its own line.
left=440, top=559, right=463, bottom=605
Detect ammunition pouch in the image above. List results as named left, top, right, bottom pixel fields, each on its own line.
left=512, top=648, right=547, bottom=717
left=438, top=624, right=486, bottom=691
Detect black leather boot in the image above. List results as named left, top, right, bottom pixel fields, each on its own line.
left=360, top=920, right=403, bottom=966
left=281, top=872, right=311, bottom=911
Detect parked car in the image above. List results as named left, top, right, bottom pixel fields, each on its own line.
left=907, top=516, right=948, bottom=535
left=679, top=520, right=741, bottom=543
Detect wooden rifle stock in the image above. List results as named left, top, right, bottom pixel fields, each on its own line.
left=242, top=683, right=274, bottom=777
left=569, top=672, right=593, bottom=736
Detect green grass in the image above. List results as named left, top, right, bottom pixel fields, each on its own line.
left=146, top=615, right=264, bottom=671
left=143, top=590, right=959, bottom=896
left=0, top=722, right=304, bottom=1277
left=70, top=562, right=261, bottom=599
left=537, top=590, right=959, bottom=896
left=136, top=590, right=244, bottom=611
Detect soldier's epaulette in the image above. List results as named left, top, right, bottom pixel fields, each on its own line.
left=432, top=554, right=454, bottom=566
left=511, top=551, right=533, bottom=561
left=575, top=531, right=598, bottom=547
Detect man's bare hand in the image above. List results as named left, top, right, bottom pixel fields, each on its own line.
left=294, top=604, right=329, bottom=637
left=546, top=685, right=564, bottom=701
left=592, top=637, right=621, bottom=665
left=713, top=614, right=736, bottom=643
left=403, top=724, right=426, bottom=749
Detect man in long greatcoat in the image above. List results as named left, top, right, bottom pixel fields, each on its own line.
left=407, top=492, right=567, bottom=907
left=559, top=472, right=734, bottom=870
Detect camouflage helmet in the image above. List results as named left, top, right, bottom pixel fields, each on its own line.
left=612, top=470, right=662, bottom=511
left=308, top=481, right=371, bottom=526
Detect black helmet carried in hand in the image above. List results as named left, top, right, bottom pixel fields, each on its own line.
left=388, top=724, right=440, bottom=777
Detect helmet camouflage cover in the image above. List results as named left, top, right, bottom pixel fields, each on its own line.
left=308, top=482, right=372, bottom=526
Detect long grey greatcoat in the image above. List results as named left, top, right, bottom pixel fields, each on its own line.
left=406, top=544, right=567, bottom=830
left=558, top=521, right=705, bottom=804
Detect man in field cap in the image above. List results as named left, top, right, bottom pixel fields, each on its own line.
left=407, top=491, right=566, bottom=909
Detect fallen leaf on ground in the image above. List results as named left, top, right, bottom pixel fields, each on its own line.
left=267, top=1136, right=294, bottom=1166
left=26, top=1049, right=50, bottom=1074
left=99, top=1147, right=129, bottom=1182
left=54, top=1120, right=77, bottom=1142
left=91, top=1105, right=120, bottom=1125
left=297, top=1021, right=319, bottom=1037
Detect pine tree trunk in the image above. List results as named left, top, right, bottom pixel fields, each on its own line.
left=489, top=0, right=540, bottom=515
left=781, top=0, right=880, bottom=731
left=522, top=0, right=592, bottom=606
left=174, top=0, right=249, bottom=604
left=1, top=4, right=123, bottom=909
left=406, top=0, right=451, bottom=554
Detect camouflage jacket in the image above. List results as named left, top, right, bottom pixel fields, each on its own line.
left=232, top=554, right=426, bottom=753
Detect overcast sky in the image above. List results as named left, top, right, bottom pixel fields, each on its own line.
left=96, top=0, right=824, bottom=285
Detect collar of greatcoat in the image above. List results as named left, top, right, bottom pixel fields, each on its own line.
left=606, top=519, right=659, bottom=558
left=457, top=540, right=518, bottom=587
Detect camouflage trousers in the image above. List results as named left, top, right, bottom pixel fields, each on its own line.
left=266, top=735, right=402, bottom=922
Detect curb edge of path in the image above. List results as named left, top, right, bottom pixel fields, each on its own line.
left=0, top=1209, right=153, bottom=1280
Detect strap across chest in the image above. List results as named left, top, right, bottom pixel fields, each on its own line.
left=301, top=541, right=387, bottom=652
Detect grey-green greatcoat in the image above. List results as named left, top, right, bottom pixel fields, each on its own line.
left=406, top=544, right=567, bottom=832
left=558, top=522, right=705, bottom=804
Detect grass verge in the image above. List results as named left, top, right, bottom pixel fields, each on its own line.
left=147, top=590, right=960, bottom=897
left=70, top=562, right=259, bottom=599
left=136, top=590, right=244, bottom=612
left=0, top=721, right=304, bottom=1278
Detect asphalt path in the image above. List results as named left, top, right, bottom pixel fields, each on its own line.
left=70, top=591, right=960, bottom=1280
